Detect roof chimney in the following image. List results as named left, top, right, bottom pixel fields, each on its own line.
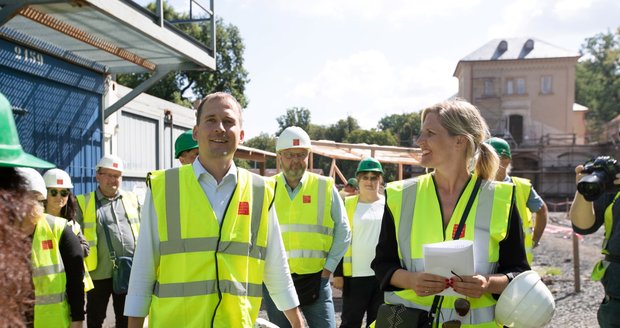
left=498, top=40, right=508, bottom=52
left=524, top=39, right=534, bottom=51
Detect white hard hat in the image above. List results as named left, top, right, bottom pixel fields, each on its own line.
left=495, top=270, right=555, bottom=327
left=96, top=154, right=124, bottom=173
left=43, top=168, right=74, bottom=189
left=276, top=126, right=311, bottom=152
left=16, top=167, right=47, bottom=199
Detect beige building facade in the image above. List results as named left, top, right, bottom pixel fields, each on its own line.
left=452, top=38, right=617, bottom=200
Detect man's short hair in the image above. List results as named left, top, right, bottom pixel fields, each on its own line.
left=195, top=92, right=243, bottom=127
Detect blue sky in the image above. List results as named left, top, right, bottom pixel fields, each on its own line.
left=141, top=0, right=620, bottom=139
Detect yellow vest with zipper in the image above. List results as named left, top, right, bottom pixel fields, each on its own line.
left=66, top=220, right=94, bottom=292
left=511, top=177, right=534, bottom=264
left=76, top=191, right=140, bottom=271
left=149, top=165, right=272, bottom=327
left=385, top=173, right=513, bottom=328
left=273, top=172, right=335, bottom=274
left=342, top=195, right=358, bottom=277
left=32, top=214, right=71, bottom=328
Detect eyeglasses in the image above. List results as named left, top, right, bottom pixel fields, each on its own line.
left=49, top=189, right=69, bottom=197
left=280, top=151, right=309, bottom=160
left=98, top=172, right=121, bottom=180
left=442, top=271, right=471, bottom=328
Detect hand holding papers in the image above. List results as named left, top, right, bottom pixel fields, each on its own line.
left=423, top=240, right=474, bottom=296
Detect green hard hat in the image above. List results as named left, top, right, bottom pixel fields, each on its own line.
left=174, top=130, right=198, bottom=158
left=346, top=178, right=358, bottom=188
left=0, top=93, right=54, bottom=168
left=485, top=137, right=512, bottom=159
left=356, top=157, right=384, bottom=175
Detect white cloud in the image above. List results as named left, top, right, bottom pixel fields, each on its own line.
left=553, top=0, right=595, bottom=20
left=287, top=51, right=457, bottom=130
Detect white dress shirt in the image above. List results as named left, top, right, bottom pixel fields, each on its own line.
left=124, top=160, right=299, bottom=317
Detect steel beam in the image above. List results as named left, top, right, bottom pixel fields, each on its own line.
left=104, top=67, right=171, bottom=119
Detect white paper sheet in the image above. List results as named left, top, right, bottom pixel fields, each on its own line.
left=422, top=240, right=474, bottom=296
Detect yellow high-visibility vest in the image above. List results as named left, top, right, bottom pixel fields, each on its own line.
left=76, top=191, right=140, bottom=271
left=591, top=192, right=620, bottom=281
left=384, top=173, right=513, bottom=328
left=272, top=172, right=334, bottom=274
left=149, top=165, right=272, bottom=327
left=32, top=214, right=71, bottom=328
left=342, top=195, right=358, bottom=277
left=511, top=177, right=534, bottom=264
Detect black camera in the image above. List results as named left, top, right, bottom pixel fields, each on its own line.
left=577, top=156, right=620, bottom=201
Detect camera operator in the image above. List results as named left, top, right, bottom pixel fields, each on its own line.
left=569, top=160, right=620, bottom=328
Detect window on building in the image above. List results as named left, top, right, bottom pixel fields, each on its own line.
left=505, top=79, right=514, bottom=95
left=541, top=75, right=552, bottom=94
left=516, top=78, right=526, bottom=95
left=484, top=79, right=494, bottom=96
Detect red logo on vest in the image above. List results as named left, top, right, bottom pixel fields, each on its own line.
left=56, top=178, right=63, bottom=185
left=238, top=201, right=249, bottom=215
left=293, top=139, right=300, bottom=146
left=452, top=224, right=466, bottom=239
left=42, top=240, right=53, bottom=250
left=303, top=195, right=311, bottom=203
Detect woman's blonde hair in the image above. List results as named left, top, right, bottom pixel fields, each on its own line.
left=421, top=99, right=499, bottom=180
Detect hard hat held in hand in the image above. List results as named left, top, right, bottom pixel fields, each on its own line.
left=276, top=126, right=311, bottom=152
left=17, top=167, right=48, bottom=200
left=96, top=155, right=124, bottom=173
left=495, top=270, right=555, bottom=327
left=43, top=168, right=74, bottom=189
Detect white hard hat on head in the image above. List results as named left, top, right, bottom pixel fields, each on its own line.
left=276, top=126, right=311, bottom=152
left=16, top=167, right=47, bottom=199
left=43, top=168, right=74, bottom=189
left=96, top=154, right=124, bottom=173
left=495, top=270, right=555, bottom=327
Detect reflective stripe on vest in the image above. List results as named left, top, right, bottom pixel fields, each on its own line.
left=274, top=172, right=335, bottom=274
left=32, top=214, right=70, bottom=328
left=511, top=177, right=534, bottom=264
left=77, top=191, right=140, bottom=271
left=149, top=165, right=271, bottom=328
left=592, top=192, right=620, bottom=281
left=384, top=174, right=512, bottom=327
left=342, top=195, right=358, bottom=276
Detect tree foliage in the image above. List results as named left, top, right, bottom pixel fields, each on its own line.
left=243, top=133, right=277, bottom=168
left=378, top=112, right=421, bottom=147
left=116, top=1, right=250, bottom=107
left=276, top=107, right=311, bottom=135
left=576, top=28, right=620, bottom=138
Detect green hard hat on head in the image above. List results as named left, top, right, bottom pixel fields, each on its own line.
left=174, top=130, right=198, bottom=158
left=356, top=157, right=384, bottom=175
left=485, top=137, right=512, bottom=159
left=346, top=178, right=358, bottom=188
left=0, top=93, right=54, bottom=168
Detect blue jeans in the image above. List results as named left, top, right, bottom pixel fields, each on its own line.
left=263, top=277, right=336, bottom=328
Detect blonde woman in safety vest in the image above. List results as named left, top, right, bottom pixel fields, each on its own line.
left=371, top=100, right=530, bottom=327
left=333, top=157, right=385, bottom=328
left=43, top=168, right=94, bottom=292
left=18, top=167, right=85, bottom=328
left=124, top=92, right=304, bottom=328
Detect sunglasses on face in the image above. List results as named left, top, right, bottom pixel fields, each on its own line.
left=442, top=271, right=471, bottom=328
left=49, top=189, right=69, bottom=197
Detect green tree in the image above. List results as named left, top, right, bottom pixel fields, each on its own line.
left=378, top=112, right=421, bottom=147
left=323, top=116, right=360, bottom=142
left=344, top=129, right=397, bottom=145
left=117, top=1, right=250, bottom=107
left=243, top=133, right=277, bottom=168
left=276, top=107, right=311, bottom=134
left=576, top=28, right=620, bottom=139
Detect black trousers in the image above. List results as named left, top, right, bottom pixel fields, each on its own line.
left=340, top=276, right=384, bottom=328
left=87, top=278, right=128, bottom=328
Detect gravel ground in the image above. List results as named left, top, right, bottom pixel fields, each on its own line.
left=533, top=212, right=605, bottom=328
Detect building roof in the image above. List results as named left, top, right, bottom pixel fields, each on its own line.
left=460, top=37, right=580, bottom=62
